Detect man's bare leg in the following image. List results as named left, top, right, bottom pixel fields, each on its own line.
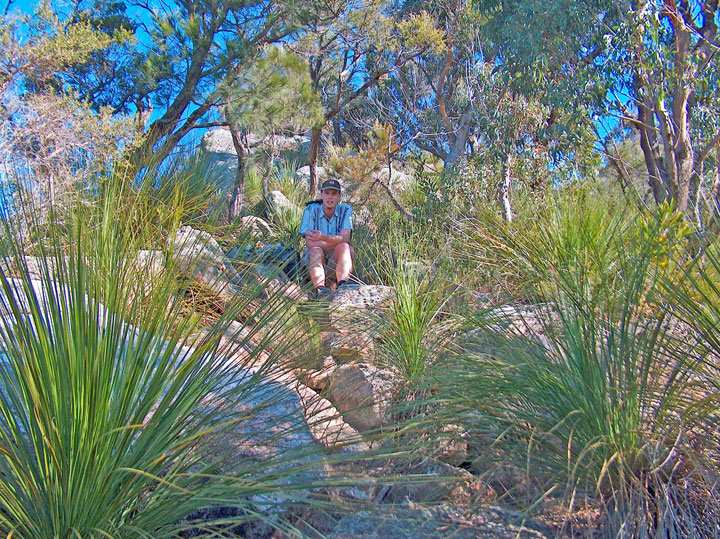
left=333, top=243, right=353, bottom=283
left=308, top=246, right=327, bottom=287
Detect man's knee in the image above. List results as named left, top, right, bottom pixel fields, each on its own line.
left=307, top=246, right=324, bottom=264
left=334, top=242, right=351, bottom=258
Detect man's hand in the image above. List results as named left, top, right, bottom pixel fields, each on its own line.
left=304, top=228, right=351, bottom=251
left=306, top=229, right=324, bottom=242
left=305, top=230, right=333, bottom=251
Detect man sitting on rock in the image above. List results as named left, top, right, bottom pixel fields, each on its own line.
left=299, top=179, right=353, bottom=298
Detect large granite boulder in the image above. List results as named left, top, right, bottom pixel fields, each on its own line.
left=201, top=129, right=310, bottom=157
left=201, top=127, right=237, bottom=155
left=200, top=129, right=311, bottom=193
left=294, top=383, right=368, bottom=453
left=328, top=284, right=394, bottom=335
left=376, top=457, right=483, bottom=505
left=170, top=225, right=245, bottom=303
left=238, top=215, right=272, bottom=238
left=295, top=165, right=328, bottom=191
left=136, top=250, right=165, bottom=281
left=296, top=354, right=337, bottom=392
left=198, top=129, right=240, bottom=191
left=266, top=190, right=301, bottom=220
left=373, top=166, right=412, bottom=192
left=325, top=363, right=400, bottom=433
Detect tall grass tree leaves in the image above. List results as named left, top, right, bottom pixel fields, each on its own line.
left=444, top=229, right=716, bottom=532
left=456, top=189, right=638, bottom=308
left=0, top=178, right=331, bottom=537
left=661, top=242, right=720, bottom=447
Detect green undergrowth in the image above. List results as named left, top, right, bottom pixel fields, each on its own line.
left=342, top=170, right=720, bottom=535
left=433, top=232, right=720, bottom=536
left=0, top=166, right=474, bottom=536
left=0, top=178, right=308, bottom=536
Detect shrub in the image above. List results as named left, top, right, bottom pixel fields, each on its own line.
left=378, top=262, right=460, bottom=384
left=444, top=243, right=719, bottom=534
left=0, top=176, right=328, bottom=536
left=456, top=188, right=639, bottom=307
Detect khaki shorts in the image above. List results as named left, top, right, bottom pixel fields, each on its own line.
left=302, top=248, right=337, bottom=270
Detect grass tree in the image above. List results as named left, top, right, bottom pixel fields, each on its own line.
left=0, top=174, right=335, bottom=536
left=444, top=201, right=720, bottom=535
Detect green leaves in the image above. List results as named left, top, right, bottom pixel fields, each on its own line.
left=226, top=45, right=323, bottom=136
left=459, top=189, right=638, bottom=308
left=0, top=7, right=129, bottom=91
left=0, top=174, right=326, bottom=536
left=397, top=11, right=446, bottom=55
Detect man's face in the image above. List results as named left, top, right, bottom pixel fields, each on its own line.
left=321, top=188, right=340, bottom=212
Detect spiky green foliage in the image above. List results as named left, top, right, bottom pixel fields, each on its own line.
left=146, top=154, right=228, bottom=228
left=663, top=241, right=720, bottom=443
left=441, top=238, right=720, bottom=534
left=0, top=177, right=330, bottom=536
left=268, top=160, right=310, bottom=207
left=457, top=189, right=638, bottom=307
left=225, top=46, right=323, bottom=138
left=378, top=263, right=459, bottom=384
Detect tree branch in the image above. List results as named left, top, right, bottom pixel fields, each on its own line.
left=697, top=132, right=720, bottom=165
left=436, top=47, right=454, bottom=135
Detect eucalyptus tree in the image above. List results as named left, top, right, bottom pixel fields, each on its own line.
left=366, top=0, right=587, bottom=219
left=291, top=0, right=444, bottom=193
left=367, top=0, right=478, bottom=169
left=475, top=0, right=720, bottom=216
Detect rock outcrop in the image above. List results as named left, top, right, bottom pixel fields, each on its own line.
left=327, top=505, right=551, bottom=538
left=2, top=235, right=569, bottom=537
left=265, top=190, right=301, bottom=220
left=200, top=128, right=311, bottom=192
left=325, top=363, right=399, bottom=433
left=295, top=165, right=328, bottom=191
left=373, top=166, right=412, bottom=192
left=170, top=225, right=247, bottom=305
left=328, top=284, right=394, bottom=335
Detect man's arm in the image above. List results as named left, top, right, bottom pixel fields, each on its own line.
left=304, top=228, right=351, bottom=250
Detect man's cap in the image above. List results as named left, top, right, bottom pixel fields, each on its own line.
left=320, top=179, right=342, bottom=192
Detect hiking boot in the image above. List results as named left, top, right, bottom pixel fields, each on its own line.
left=336, top=280, right=349, bottom=289
left=315, top=286, right=331, bottom=299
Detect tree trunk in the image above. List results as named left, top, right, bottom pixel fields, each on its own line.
left=262, top=134, right=276, bottom=199
left=308, top=125, right=323, bottom=195
left=332, top=117, right=344, bottom=146
left=653, top=88, right=694, bottom=212
left=498, top=156, right=513, bottom=222
left=228, top=122, right=248, bottom=222
left=635, top=100, right=668, bottom=205
left=130, top=36, right=216, bottom=167
left=383, top=145, right=413, bottom=219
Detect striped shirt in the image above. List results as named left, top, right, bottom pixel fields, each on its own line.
left=298, top=202, right=353, bottom=264
left=299, top=202, right=353, bottom=239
